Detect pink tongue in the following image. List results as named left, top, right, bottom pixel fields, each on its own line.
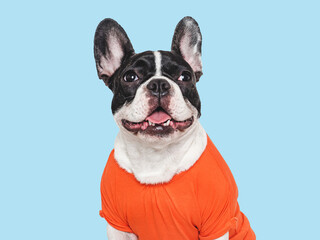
left=146, top=111, right=171, bottom=124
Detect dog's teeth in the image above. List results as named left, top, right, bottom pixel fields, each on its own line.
left=148, top=120, right=156, bottom=126
left=163, top=120, right=170, bottom=126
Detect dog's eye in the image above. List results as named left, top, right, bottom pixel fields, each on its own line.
left=123, top=71, right=139, bottom=82
left=178, top=71, right=192, bottom=82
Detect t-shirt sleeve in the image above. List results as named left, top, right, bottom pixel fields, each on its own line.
left=199, top=196, right=237, bottom=239
left=99, top=158, right=133, bottom=233
left=198, top=177, right=238, bottom=239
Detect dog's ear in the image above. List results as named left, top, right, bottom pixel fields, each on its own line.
left=94, top=18, right=135, bottom=88
left=171, top=17, right=202, bottom=81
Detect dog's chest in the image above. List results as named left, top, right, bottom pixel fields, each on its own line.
left=121, top=179, right=201, bottom=237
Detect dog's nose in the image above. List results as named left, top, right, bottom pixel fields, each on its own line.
left=147, top=79, right=171, bottom=97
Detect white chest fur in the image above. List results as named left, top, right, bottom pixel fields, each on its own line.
left=113, top=120, right=207, bottom=184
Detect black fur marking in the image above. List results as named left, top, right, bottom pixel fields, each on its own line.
left=110, top=51, right=156, bottom=113
left=160, top=51, right=201, bottom=117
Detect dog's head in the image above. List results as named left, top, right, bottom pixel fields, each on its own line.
left=94, top=17, right=203, bottom=143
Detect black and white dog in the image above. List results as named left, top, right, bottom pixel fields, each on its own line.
left=94, top=17, right=254, bottom=240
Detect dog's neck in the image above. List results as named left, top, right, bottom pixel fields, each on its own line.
left=114, top=121, right=207, bottom=184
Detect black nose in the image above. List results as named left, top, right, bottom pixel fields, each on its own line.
left=146, top=79, right=171, bottom=97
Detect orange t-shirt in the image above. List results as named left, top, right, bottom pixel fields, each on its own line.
left=100, top=136, right=255, bottom=240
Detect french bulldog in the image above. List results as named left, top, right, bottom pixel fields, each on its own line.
left=94, top=17, right=255, bottom=240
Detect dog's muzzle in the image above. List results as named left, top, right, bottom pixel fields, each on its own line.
left=121, top=78, right=194, bottom=136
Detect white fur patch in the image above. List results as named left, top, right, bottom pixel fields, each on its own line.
left=154, top=51, right=162, bottom=76
left=168, top=80, right=196, bottom=121
left=107, top=224, right=138, bottom=240
left=114, top=120, right=207, bottom=184
left=214, top=232, right=229, bottom=240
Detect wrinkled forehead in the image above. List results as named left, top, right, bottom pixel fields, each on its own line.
left=122, top=51, right=156, bottom=78
left=160, top=51, right=194, bottom=80
left=122, top=51, right=193, bottom=80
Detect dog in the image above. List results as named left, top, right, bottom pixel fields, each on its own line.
left=94, top=16, right=255, bottom=240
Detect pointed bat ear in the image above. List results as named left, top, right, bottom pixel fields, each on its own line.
left=171, top=17, right=202, bottom=81
left=94, top=18, right=135, bottom=87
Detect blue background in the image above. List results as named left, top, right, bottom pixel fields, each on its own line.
left=1, top=0, right=319, bottom=239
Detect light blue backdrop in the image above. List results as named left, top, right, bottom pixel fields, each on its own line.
left=1, top=0, right=319, bottom=239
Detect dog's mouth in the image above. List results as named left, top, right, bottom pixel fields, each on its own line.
left=122, top=107, right=194, bottom=135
